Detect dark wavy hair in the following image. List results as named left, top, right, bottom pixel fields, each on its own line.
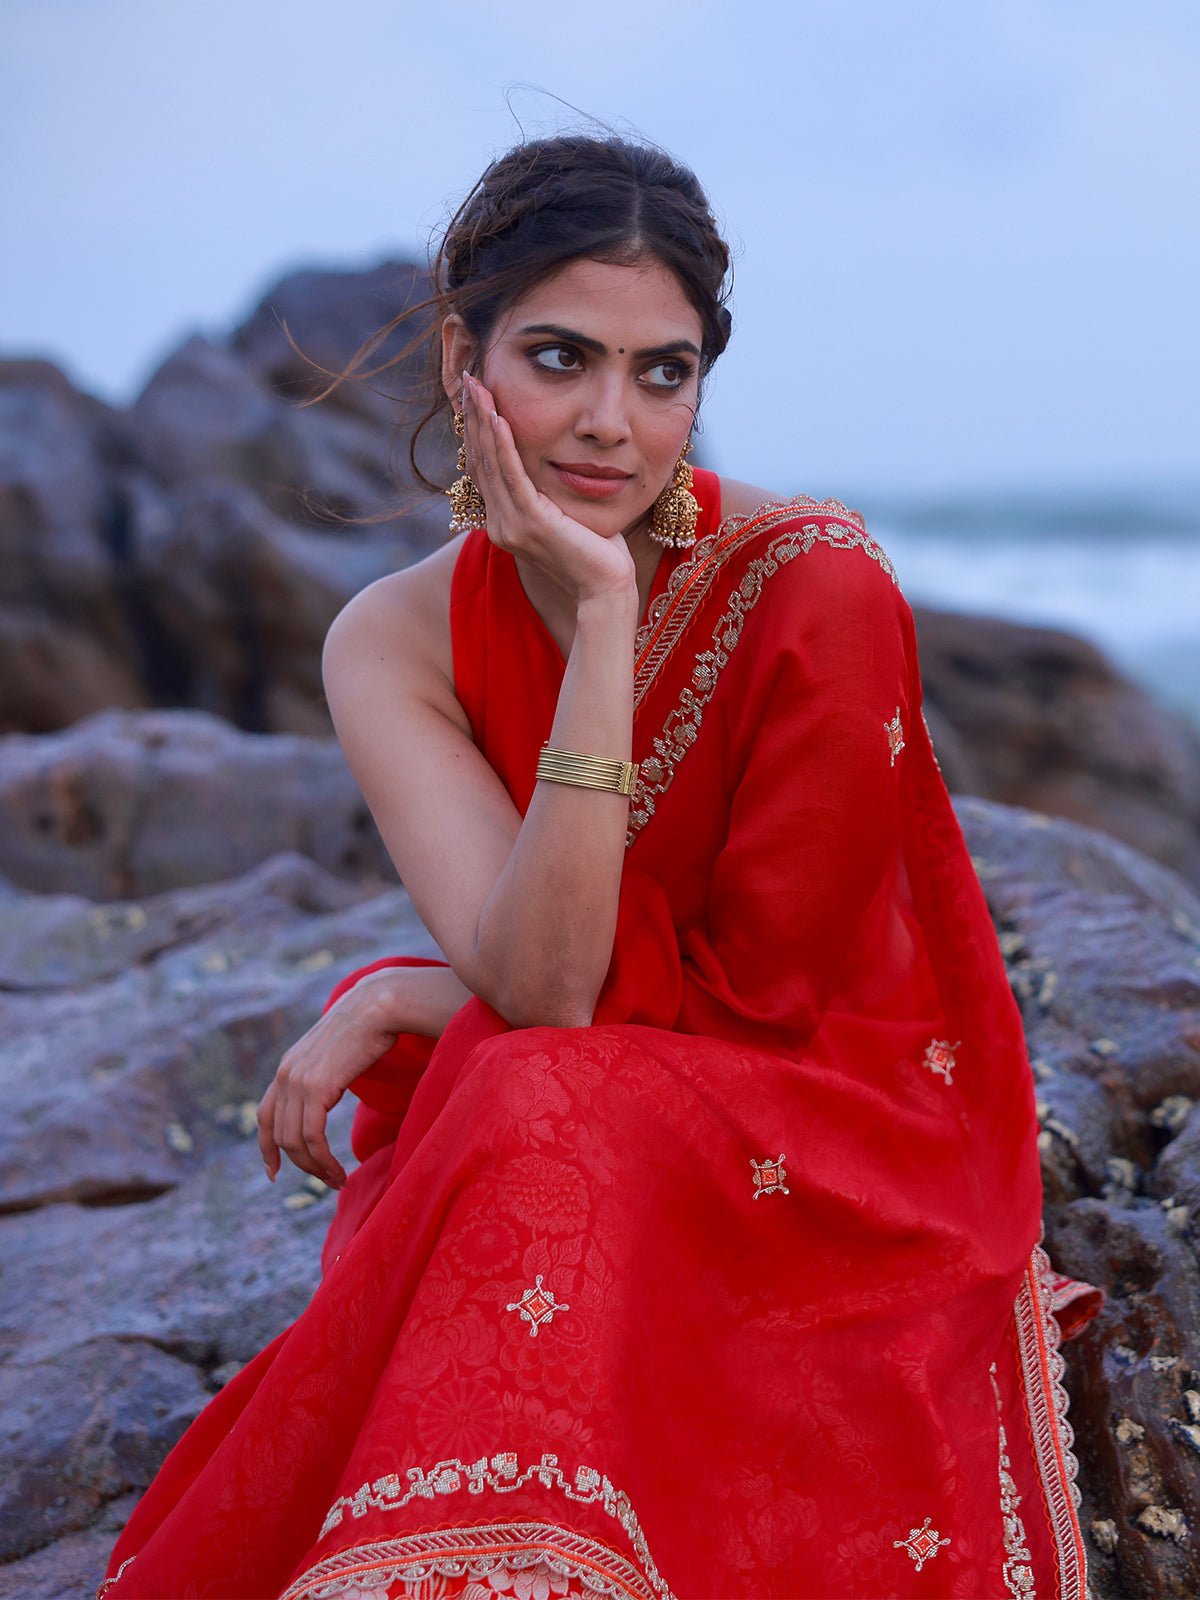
left=318, top=135, right=733, bottom=495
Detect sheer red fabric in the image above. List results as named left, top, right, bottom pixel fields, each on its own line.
left=102, top=472, right=1089, bottom=1599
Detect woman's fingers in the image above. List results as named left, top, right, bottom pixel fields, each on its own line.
left=465, top=376, right=524, bottom=534
left=257, top=1081, right=281, bottom=1180
left=301, top=1099, right=347, bottom=1190
left=490, top=410, right=540, bottom=516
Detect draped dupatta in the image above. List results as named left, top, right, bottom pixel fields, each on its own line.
left=102, top=471, right=1086, bottom=1600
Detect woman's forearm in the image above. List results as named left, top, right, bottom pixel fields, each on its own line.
left=353, top=963, right=474, bottom=1038
left=469, top=587, right=638, bottom=1027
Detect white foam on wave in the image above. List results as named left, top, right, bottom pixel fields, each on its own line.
left=872, top=525, right=1200, bottom=724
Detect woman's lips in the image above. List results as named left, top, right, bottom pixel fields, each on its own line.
left=551, top=463, right=633, bottom=500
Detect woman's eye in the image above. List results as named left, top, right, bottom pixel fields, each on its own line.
left=531, top=345, right=582, bottom=373
left=643, top=360, right=687, bottom=390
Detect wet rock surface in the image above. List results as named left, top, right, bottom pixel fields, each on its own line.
left=958, top=798, right=1200, bottom=1598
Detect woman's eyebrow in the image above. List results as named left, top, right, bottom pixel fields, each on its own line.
left=517, top=323, right=606, bottom=354
left=632, top=339, right=702, bottom=360
left=516, top=324, right=701, bottom=361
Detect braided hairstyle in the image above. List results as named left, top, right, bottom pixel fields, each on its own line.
left=345, top=135, right=733, bottom=495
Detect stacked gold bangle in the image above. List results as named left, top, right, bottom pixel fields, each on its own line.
left=536, top=743, right=639, bottom=798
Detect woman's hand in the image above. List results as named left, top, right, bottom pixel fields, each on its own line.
left=257, top=965, right=469, bottom=1188
left=462, top=373, right=636, bottom=607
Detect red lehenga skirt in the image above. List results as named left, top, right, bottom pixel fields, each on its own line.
left=102, top=477, right=1095, bottom=1599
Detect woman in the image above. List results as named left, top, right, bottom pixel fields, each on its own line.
left=101, top=135, right=1091, bottom=1600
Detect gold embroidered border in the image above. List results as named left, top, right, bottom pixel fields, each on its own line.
left=627, top=513, right=897, bottom=844
left=286, top=1453, right=674, bottom=1600
left=1014, top=1246, right=1088, bottom=1600
left=631, top=495, right=893, bottom=714
left=990, top=1363, right=1037, bottom=1597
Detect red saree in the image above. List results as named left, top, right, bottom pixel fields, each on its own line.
left=102, top=471, right=1087, bottom=1599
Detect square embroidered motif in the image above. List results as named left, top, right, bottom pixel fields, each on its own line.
left=506, top=1275, right=568, bottom=1337
left=886, top=707, right=905, bottom=766
left=922, top=1039, right=961, bottom=1086
left=894, top=1516, right=950, bottom=1572
left=751, top=1155, right=789, bottom=1198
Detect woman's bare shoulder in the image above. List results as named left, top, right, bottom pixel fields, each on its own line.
left=322, top=534, right=467, bottom=721
left=326, top=536, right=464, bottom=658
left=717, top=477, right=790, bottom=519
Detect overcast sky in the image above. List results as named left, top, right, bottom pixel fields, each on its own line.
left=3, top=0, right=1198, bottom=496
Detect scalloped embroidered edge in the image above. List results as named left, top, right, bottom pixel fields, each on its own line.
left=1014, top=1246, right=1088, bottom=1600
left=627, top=511, right=897, bottom=844
left=286, top=1456, right=674, bottom=1600
left=281, top=1520, right=664, bottom=1600
left=95, top=1554, right=135, bottom=1598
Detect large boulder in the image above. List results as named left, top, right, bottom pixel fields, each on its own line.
left=918, top=607, right=1200, bottom=886
left=0, top=265, right=452, bottom=739
left=957, top=798, right=1200, bottom=1599
left=0, top=709, right=394, bottom=898
left=0, top=362, right=150, bottom=734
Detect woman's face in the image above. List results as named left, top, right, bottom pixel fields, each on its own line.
left=446, top=256, right=703, bottom=539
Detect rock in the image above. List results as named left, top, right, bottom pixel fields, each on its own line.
left=0, top=852, right=435, bottom=1212
left=128, top=329, right=445, bottom=549
left=0, top=1340, right=208, bottom=1561
left=957, top=798, right=1200, bottom=1598
left=918, top=606, right=1200, bottom=886
left=231, top=259, right=434, bottom=426
left=0, top=1509, right=135, bottom=1599
left=1, top=265, right=452, bottom=739
left=0, top=709, right=396, bottom=898
left=126, top=478, right=397, bottom=734
left=0, top=363, right=151, bottom=735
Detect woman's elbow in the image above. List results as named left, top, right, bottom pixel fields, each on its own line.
left=482, top=973, right=598, bottom=1031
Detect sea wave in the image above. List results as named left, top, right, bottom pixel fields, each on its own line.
left=861, top=490, right=1200, bottom=726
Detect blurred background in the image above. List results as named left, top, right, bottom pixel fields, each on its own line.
left=4, top=0, right=1198, bottom=716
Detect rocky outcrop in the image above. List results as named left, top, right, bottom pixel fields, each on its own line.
left=0, top=262, right=450, bottom=740
left=957, top=798, right=1200, bottom=1599
left=0, top=708, right=394, bottom=898
left=918, top=607, right=1200, bottom=886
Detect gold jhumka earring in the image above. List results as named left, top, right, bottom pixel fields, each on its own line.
left=648, top=440, right=699, bottom=548
left=447, top=410, right=488, bottom=533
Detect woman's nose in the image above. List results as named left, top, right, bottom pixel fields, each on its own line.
left=574, top=376, right=631, bottom=445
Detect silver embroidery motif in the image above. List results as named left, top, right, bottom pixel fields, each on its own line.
left=922, top=1038, right=962, bottom=1086
left=886, top=707, right=905, bottom=766
left=894, top=1516, right=950, bottom=1572
left=750, top=1155, right=789, bottom=1198
left=507, top=1275, right=568, bottom=1337
left=992, top=1363, right=1038, bottom=1597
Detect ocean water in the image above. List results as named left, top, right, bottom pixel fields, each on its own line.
left=857, top=486, right=1200, bottom=729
